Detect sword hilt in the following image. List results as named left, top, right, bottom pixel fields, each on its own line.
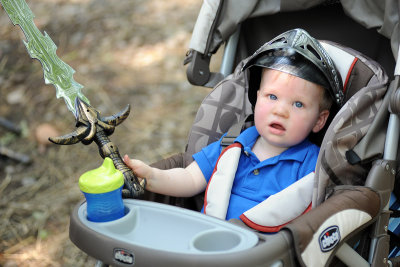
left=94, top=130, right=145, bottom=198
left=49, top=97, right=145, bottom=198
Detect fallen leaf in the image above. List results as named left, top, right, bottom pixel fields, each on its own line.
left=34, top=123, right=60, bottom=153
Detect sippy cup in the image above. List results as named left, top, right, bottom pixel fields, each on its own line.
left=79, top=157, right=125, bottom=222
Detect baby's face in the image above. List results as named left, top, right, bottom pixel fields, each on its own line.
left=254, top=69, right=328, bottom=149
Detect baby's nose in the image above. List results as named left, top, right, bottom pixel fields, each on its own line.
left=272, top=102, right=289, bottom=117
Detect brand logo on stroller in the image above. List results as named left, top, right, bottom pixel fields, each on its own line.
left=114, top=248, right=134, bottom=265
left=319, top=226, right=341, bottom=252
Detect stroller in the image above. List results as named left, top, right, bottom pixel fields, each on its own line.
left=70, top=0, right=400, bottom=266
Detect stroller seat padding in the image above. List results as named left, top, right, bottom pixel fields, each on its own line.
left=284, top=186, right=380, bottom=267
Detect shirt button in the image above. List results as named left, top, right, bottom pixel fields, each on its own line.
left=253, top=169, right=259, bottom=175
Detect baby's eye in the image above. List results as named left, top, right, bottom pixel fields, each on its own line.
left=268, top=94, right=277, bottom=100
left=294, top=101, right=303, bottom=108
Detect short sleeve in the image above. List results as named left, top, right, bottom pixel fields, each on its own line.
left=192, top=136, right=225, bottom=182
left=298, top=144, right=320, bottom=178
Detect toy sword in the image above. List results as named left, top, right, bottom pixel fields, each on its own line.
left=1, top=0, right=145, bottom=198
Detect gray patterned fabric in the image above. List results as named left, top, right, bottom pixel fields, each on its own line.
left=313, top=45, right=389, bottom=206
left=185, top=59, right=253, bottom=156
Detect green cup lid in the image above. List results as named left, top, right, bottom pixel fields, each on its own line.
left=79, top=157, right=124, bottom=194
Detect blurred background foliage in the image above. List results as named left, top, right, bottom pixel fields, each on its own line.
left=0, top=0, right=217, bottom=266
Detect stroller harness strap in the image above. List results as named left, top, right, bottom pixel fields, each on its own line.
left=204, top=143, right=242, bottom=219
left=204, top=143, right=314, bottom=232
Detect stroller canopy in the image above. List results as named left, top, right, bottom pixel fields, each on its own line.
left=190, top=0, right=399, bottom=60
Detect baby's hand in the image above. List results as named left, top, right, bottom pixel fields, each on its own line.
left=123, top=155, right=153, bottom=180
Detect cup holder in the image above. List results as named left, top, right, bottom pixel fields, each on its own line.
left=190, top=229, right=242, bottom=252
left=99, top=206, right=137, bottom=235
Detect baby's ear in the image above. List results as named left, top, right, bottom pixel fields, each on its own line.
left=312, top=110, right=330, bottom=133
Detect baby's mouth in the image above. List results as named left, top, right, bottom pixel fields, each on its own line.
left=269, top=122, right=286, bottom=134
left=270, top=123, right=285, bottom=131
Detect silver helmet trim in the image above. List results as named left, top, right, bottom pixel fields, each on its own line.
left=243, top=28, right=344, bottom=107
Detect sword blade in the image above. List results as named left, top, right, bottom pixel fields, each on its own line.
left=1, top=0, right=89, bottom=116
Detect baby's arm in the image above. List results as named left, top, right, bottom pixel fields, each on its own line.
left=123, top=155, right=207, bottom=197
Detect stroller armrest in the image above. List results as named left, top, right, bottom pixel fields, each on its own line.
left=150, top=152, right=193, bottom=169
left=284, top=186, right=380, bottom=267
left=144, top=153, right=202, bottom=211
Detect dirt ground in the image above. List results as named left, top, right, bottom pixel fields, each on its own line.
left=0, top=0, right=215, bottom=266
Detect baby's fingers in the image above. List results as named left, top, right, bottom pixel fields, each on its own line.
left=123, top=155, right=140, bottom=169
left=123, top=155, right=150, bottom=179
left=123, top=154, right=132, bottom=166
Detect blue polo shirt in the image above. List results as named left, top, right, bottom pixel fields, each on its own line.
left=193, top=126, right=319, bottom=220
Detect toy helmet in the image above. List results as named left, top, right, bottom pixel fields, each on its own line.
left=243, top=28, right=344, bottom=107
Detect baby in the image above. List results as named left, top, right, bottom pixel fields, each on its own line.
left=124, top=29, right=343, bottom=232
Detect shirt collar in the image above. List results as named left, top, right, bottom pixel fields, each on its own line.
left=234, top=126, right=316, bottom=162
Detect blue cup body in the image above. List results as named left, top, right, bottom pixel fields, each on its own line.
left=83, top=186, right=125, bottom=222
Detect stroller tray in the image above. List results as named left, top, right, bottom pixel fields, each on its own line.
left=70, top=199, right=291, bottom=266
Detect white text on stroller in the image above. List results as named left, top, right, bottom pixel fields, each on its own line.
left=319, top=226, right=341, bottom=252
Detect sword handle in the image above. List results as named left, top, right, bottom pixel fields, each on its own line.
left=94, top=130, right=144, bottom=198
